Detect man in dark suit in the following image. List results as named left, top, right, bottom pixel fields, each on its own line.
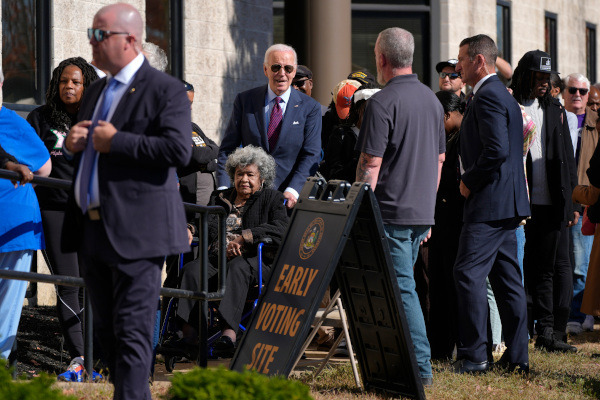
left=216, top=44, right=321, bottom=209
left=63, top=3, right=191, bottom=398
left=453, top=34, right=531, bottom=374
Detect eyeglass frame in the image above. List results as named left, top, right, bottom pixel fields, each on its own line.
left=439, top=71, right=461, bottom=80
left=88, top=28, right=131, bottom=43
left=567, top=86, right=589, bottom=96
left=270, top=64, right=295, bottom=74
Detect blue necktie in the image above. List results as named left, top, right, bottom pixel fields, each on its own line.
left=79, top=78, right=121, bottom=213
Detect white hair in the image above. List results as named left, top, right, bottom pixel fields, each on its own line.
left=143, top=42, right=168, bottom=72
left=564, top=73, right=591, bottom=89
left=264, top=44, right=297, bottom=65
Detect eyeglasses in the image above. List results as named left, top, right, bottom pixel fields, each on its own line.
left=293, top=78, right=309, bottom=87
left=439, top=72, right=461, bottom=80
left=87, top=28, right=130, bottom=43
left=568, top=86, right=589, bottom=95
left=270, top=64, right=295, bottom=74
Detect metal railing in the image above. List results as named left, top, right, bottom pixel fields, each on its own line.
left=0, top=168, right=227, bottom=375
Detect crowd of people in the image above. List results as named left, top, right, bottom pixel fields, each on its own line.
left=1, top=2, right=600, bottom=398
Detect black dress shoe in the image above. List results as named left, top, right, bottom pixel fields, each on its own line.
left=211, top=335, right=236, bottom=358
left=535, top=327, right=577, bottom=353
left=452, top=359, right=489, bottom=374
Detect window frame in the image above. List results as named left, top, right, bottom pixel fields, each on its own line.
left=496, top=0, right=512, bottom=64
left=544, top=11, right=558, bottom=72
left=587, top=22, right=597, bottom=84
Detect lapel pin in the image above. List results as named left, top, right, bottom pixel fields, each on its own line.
left=130, top=87, right=136, bottom=93
left=294, top=104, right=299, bottom=107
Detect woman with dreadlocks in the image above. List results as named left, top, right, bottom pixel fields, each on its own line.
left=510, top=50, right=579, bottom=353
left=26, top=57, right=100, bottom=381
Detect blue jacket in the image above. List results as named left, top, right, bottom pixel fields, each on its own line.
left=217, top=85, right=321, bottom=194
left=63, top=60, right=192, bottom=259
left=459, top=75, right=531, bottom=223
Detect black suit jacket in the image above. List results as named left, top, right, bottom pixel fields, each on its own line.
left=525, top=98, right=579, bottom=221
left=460, top=75, right=531, bottom=223
left=63, top=59, right=192, bottom=259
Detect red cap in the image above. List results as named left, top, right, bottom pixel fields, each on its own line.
left=333, top=80, right=361, bottom=119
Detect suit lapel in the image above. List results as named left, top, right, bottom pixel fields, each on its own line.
left=109, top=61, right=150, bottom=128
left=272, top=88, right=301, bottom=152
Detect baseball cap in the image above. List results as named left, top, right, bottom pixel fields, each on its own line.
left=293, top=65, right=313, bottom=82
left=347, top=70, right=377, bottom=86
left=435, top=59, right=459, bottom=73
left=333, top=79, right=362, bottom=120
left=519, top=50, right=558, bottom=74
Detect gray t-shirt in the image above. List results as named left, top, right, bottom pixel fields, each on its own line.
left=356, top=74, right=445, bottom=225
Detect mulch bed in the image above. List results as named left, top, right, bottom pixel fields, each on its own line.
left=14, top=306, right=71, bottom=377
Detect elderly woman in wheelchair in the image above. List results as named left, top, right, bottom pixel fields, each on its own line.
left=163, top=145, right=289, bottom=358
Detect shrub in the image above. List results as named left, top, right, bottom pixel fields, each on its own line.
left=166, top=366, right=313, bottom=400
left=0, top=366, right=75, bottom=400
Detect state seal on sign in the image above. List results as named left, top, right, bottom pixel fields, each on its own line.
left=299, top=217, right=325, bottom=260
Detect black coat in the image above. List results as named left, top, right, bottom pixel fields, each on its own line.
left=525, top=98, right=579, bottom=222
left=207, top=187, right=289, bottom=259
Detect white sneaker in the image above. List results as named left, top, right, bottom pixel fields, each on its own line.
left=567, top=321, right=583, bottom=335
left=583, top=315, right=595, bottom=332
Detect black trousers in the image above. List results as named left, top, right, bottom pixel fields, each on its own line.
left=80, top=218, right=162, bottom=400
left=524, top=205, right=572, bottom=335
left=177, top=254, right=270, bottom=333
left=41, top=209, right=84, bottom=359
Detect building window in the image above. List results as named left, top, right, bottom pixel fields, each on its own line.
left=145, top=0, right=183, bottom=78
left=496, top=1, right=511, bottom=63
left=545, top=12, right=558, bottom=72
left=587, top=23, right=597, bottom=84
left=351, top=9, right=429, bottom=83
left=2, top=0, right=50, bottom=105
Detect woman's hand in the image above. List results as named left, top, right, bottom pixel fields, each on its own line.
left=5, top=161, right=33, bottom=188
left=226, top=236, right=244, bottom=259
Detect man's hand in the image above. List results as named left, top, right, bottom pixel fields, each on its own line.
left=66, top=120, right=92, bottom=153
left=459, top=180, right=471, bottom=198
left=93, top=120, right=118, bottom=153
left=5, top=161, right=33, bottom=188
left=568, top=211, right=580, bottom=227
left=283, top=191, right=297, bottom=209
left=420, top=228, right=432, bottom=245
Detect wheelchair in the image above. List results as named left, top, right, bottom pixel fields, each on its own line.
left=157, top=240, right=270, bottom=372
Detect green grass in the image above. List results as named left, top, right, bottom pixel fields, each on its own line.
left=49, top=330, right=600, bottom=399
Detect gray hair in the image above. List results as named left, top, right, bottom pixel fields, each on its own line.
left=564, top=73, right=591, bottom=89
left=225, top=145, right=277, bottom=189
left=377, top=28, right=414, bottom=69
left=143, top=42, right=168, bottom=72
left=264, top=44, right=297, bottom=65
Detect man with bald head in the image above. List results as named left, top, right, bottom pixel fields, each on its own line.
left=63, top=3, right=191, bottom=398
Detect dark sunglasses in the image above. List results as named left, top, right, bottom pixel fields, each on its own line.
left=270, top=64, right=295, bottom=74
left=439, top=72, right=460, bottom=80
left=87, top=28, right=130, bottom=42
left=568, top=86, right=589, bottom=95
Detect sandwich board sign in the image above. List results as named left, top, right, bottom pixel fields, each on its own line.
left=230, top=178, right=425, bottom=399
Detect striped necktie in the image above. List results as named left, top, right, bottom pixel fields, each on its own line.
left=267, top=96, right=283, bottom=151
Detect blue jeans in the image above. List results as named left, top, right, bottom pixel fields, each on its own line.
left=0, top=250, right=33, bottom=359
left=570, top=218, right=594, bottom=323
left=384, top=224, right=432, bottom=379
left=486, top=278, right=502, bottom=345
left=516, top=225, right=525, bottom=286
